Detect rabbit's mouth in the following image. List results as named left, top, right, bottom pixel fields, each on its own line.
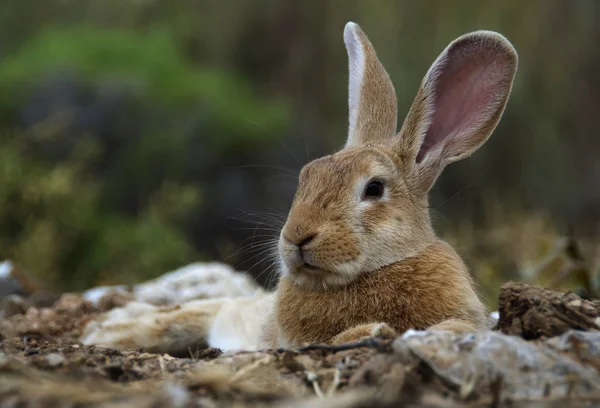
left=288, top=260, right=361, bottom=291
left=302, top=262, right=319, bottom=271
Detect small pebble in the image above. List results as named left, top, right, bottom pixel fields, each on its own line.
left=161, top=382, right=190, bottom=408
left=45, top=353, right=66, bottom=367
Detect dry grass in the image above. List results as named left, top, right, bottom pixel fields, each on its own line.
left=440, top=198, right=600, bottom=309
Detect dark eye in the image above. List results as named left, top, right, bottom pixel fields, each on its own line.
left=362, top=180, right=385, bottom=200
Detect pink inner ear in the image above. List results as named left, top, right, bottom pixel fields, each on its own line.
left=417, top=44, right=509, bottom=163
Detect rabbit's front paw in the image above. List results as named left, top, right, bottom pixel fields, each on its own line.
left=331, top=322, right=397, bottom=345
left=427, top=318, right=478, bottom=334
left=370, top=322, right=397, bottom=339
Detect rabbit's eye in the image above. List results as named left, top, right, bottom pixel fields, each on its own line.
left=362, top=180, right=385, bottom=200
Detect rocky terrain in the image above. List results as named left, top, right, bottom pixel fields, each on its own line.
left=1, top=263, right=600, bottom=407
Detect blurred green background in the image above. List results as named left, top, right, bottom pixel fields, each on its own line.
left=1, top=0, right=599, bottom=308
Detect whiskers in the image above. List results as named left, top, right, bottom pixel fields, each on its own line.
left=228, top=209, right=286, bottom=290
left=224, top=120, right=306, bottom=290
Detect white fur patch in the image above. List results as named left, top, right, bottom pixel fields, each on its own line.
left=208, top=293, right=275, bottom=351
left=344, top=22, right=365, bottom=147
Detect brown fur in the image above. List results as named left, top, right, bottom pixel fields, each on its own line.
left=270, top=241, right=486, bottom=347
left=331, top=322, right=397, bottom=345
left=265, top=23, right=517, bottom=348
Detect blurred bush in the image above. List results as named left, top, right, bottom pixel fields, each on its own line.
left=0, top=0, right=598, bottom=305
left=0, top=26, right=289, bottom=290
left=0, top=131, right=199, bottom=290
left=439, top=197, right=600, bottom=308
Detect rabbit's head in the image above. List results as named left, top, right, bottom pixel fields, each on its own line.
left=279, top=22, right=517, bottom=291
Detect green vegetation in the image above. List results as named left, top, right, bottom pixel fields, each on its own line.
left=0, top=25, right=289, bottom=290
left=0, top=1, right=598, bottom=306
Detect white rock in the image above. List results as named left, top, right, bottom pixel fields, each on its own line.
left=45, top=353, right=66, bottom=367
left=0, top=260, right=13, bottom=278
left=132, top=262, right=261, bottom=305
left=401, top=328, right=429, bottom=339
left=161, top=382, right=189, bottom=408
left=82, top=285, right=129, bottom=305
left=487, top=311, right=500, bottom=329
left=81, top=261, right=263, bottom=307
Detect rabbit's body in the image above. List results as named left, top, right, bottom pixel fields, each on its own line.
left=271, top=23, right=517, bottom=346
left=265, top=240, right=486, bottom=347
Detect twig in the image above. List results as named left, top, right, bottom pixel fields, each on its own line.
left=327, top=369, right=341, bottom=397
left=159, top=355, right=166, bottom=378
left=297, top=337, right=388, bottom=353
left=459, top=370, right=477, bottom=400
left=561, top=302, right=600, bottom=330
left=552, top=307, right=600, bottom=332
left=229, top=356, right=273, bottom=383
left=306, top=371, right=324, bottom=399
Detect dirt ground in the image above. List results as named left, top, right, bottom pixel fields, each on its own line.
left=1, top=282, right=600, bottom=407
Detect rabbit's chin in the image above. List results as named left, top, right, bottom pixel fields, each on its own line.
left=280, top=262, right=362, bottom=292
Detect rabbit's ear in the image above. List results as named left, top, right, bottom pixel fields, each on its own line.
left=396, top=31, right=517, bottom=194
left=344, top=22, right=398, bottom=148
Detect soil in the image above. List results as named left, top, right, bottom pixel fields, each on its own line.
left=1, top=282, right=600, bottom=407
left=497, top=282, right=600, bottom=338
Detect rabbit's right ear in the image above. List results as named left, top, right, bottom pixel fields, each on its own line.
left=344, top=22, right=398, bottom=148
left=395, top=31, right=518, bottom=195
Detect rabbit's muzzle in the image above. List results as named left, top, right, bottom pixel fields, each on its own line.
left=278, top=214, right=363, bottom=291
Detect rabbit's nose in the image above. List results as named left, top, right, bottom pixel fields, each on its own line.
left=297, top=232, right=317, bottom=249
left=284, top=229, right=318, bottom=249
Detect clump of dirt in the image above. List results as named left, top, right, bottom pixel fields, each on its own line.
left=1, top=282, right=600, bottom=407
left=0, top=290, right=134, bottom=342
left=497, top=281, right=600, bottom=339
left=0, top=293, right=97, bottom=342
left=0, top=336, right=210, bottom=382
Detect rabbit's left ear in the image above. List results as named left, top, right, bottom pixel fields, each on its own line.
left=344, top=22, right=398, bottom=148
left=396, top=31, right=518, bottom=194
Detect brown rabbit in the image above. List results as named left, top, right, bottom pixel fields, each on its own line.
left=261, top=22, right=518, bottom=348
left=82, top=22, right=517, bottom=354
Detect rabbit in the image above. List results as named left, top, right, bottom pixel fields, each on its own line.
left=81, top=21, right=517, bottom=354
left=259, top=22, right=518, bottom=348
